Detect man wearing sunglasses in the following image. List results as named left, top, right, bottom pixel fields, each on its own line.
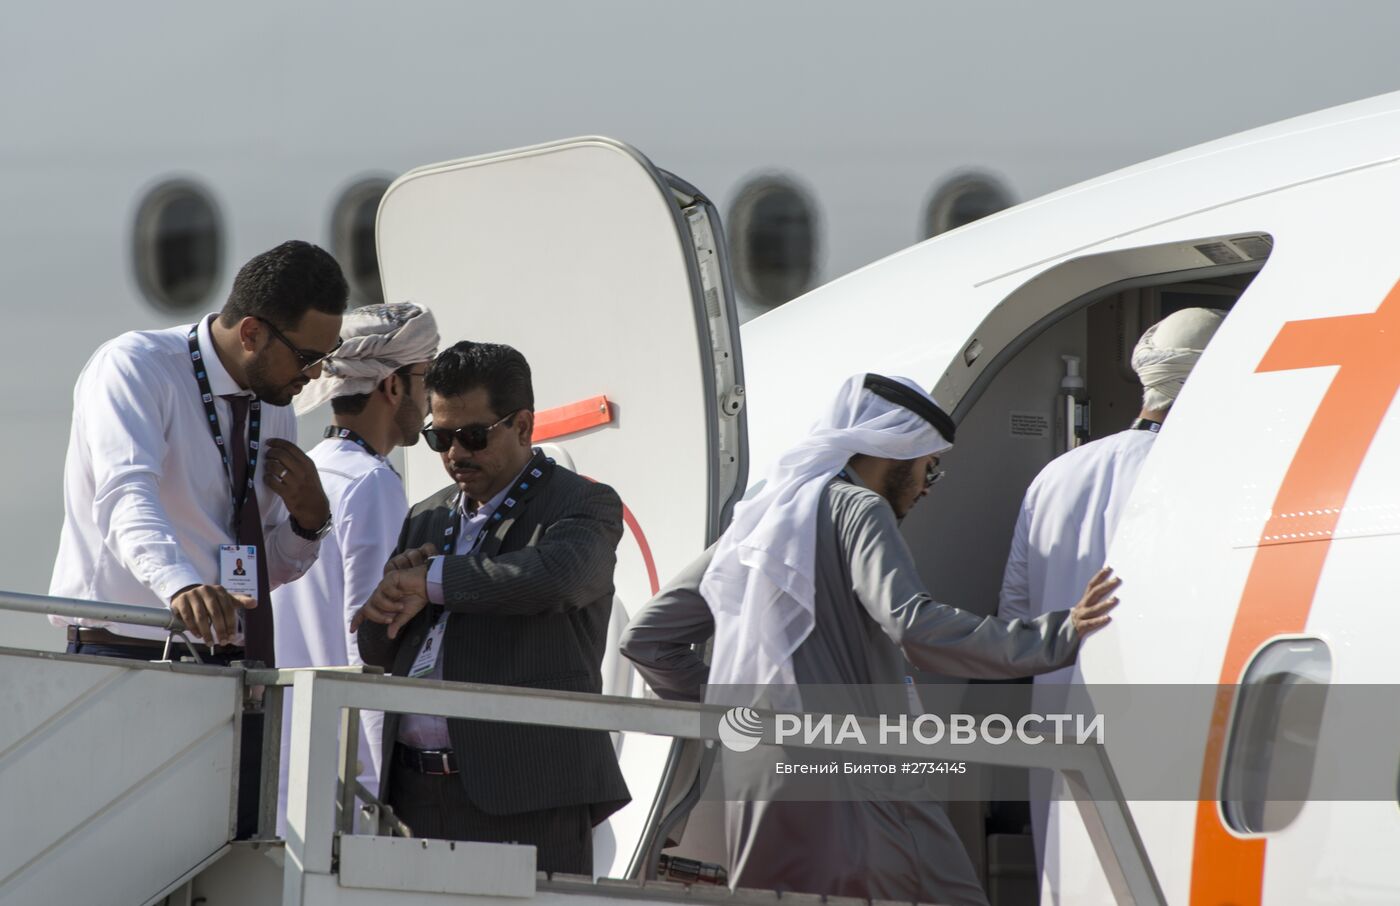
left=353, top=341, right=629, bottom=874
left=268, top=301, right=439, bottom=835
left=52, top=239, right=347, bottom=664
left=619, top=374, right=1120, bottom=906
left=49, top=240, right=346, bottom=839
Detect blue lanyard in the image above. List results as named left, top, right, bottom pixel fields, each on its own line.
left=441, top=453, right=549, bottom=555
left=187, top=317, right=260, bottom=519
left=325, top=425, right=381, bottom=458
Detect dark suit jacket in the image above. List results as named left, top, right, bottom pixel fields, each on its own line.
left=358, top=451, right=631, bottom=823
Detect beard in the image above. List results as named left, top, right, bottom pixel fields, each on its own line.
left=245, top=350, right=297, bottom=406
left=882, top=460, right=920, bottom=520
left=394, top=389, right=424, bottom=447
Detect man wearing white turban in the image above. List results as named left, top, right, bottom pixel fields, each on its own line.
left=621, top=374, right=1120, bottom=906
left=997, top=306, right=1225, bottom=886
left=271, top=301, right=439, bottom=833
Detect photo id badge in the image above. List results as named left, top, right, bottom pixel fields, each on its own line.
left=408, top=614, right=447, bottom=678
left=220, top=544, right=259, bottom=597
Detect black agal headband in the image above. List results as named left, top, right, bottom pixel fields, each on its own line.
left=863, top=374, right=956, bottom=444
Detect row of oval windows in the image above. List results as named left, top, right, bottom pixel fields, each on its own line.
left=133, top=172, right=1014, bottom=313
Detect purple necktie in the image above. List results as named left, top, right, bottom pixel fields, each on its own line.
left=225, top=395, right=274, bottom=666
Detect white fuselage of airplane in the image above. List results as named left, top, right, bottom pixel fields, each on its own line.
left=6, top=5, right=1400, bottom=905
left=6, top=0, right=1400, bottom=655
left=738, top=90, right=1400, bottom=904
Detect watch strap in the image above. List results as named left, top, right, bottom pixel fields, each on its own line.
left=290, top=513, right=332, bottom=541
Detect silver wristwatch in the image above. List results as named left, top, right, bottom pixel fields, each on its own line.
left=290, top=512, right=333, bottom=541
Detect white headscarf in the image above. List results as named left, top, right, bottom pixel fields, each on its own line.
left=701, top=375, right=953, bottom=696
left=294, top=302, right=440, bottom=415
left=1131, top=307, right=1226, bottom=411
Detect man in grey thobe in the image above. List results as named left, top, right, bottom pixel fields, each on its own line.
left=620, top=373, right=1119, bottom=906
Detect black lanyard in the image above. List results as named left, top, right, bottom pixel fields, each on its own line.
left=325, top=425, right=381, bottom=458
left=440, top=453, right=548, bottom=555
left=187, top=318, right=260, bottom=521
left=1130, top=418, right=1163, bottom=434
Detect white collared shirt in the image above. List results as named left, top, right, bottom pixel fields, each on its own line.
left=272, top=436, right=404, bottom=829
left=49, top=315, right=321, bottom=642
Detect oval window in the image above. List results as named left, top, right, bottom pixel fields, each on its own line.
left=331, top=177, right=391, bottom=307
left=727, top=175, right=820, bottom=308
left=132, top=179, right=223, bottom=312
left=1221, top=637, right=1331, bottom=834
left=924, top=173, right=1014, bottom=239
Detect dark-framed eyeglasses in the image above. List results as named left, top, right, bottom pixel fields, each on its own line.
left=422, top=410, right=520, bottom=453
left=256, top=316, right=343, bottom=372
left=395, top=367, right=429, bottom=386
left=925, top=462, right=946, bottom=489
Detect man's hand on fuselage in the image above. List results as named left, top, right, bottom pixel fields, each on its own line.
left=1069, top=567, right=1121, bottom=637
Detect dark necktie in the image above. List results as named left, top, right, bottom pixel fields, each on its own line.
left=225, top=394, right=274, bottom=666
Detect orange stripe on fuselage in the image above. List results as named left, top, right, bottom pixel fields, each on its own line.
left=1190, top=280, right=1400, bottom=904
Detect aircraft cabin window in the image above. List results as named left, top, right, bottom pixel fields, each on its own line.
left=1221, top=637, right=1331, bottom=835
left=923, top=173, right=1014, bottom=238
left=331, top=177, right=391, bottom=307
left=727, top=174, right=819, bottom=308
left=132, top=179, right=223, bottom=312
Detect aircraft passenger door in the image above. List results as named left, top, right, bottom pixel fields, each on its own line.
left=375, top=138, right=748, bottom=878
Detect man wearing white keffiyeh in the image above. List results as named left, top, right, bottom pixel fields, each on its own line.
left=272, top=301, right=439, bottom=835
left=621, top=373, right=1120, bottom=906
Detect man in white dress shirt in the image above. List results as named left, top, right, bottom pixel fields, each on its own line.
left=271, top=302, right=439, bottom=831
left=50, top=240, right=348, bottom=664
left=997, top=306, right=1226, bottom=878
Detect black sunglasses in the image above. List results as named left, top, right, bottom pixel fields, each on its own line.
left=256, top=317, right=343, bottom=372
left=925, top=461, right=946, bottom=489
left=422, top=410, right=519, bottom=453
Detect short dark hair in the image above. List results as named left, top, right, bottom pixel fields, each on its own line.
left=426, top=341, right=533, bottom=415
left=330, top=393, right=371, bottom=416
left=330, top=368, right=415, bottom=415
left=219, top=240, right=348, bottom=330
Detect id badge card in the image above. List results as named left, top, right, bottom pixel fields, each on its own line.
left=408, top=613, right=448, bottom=678
left=220, top=544, right=259, bottom=597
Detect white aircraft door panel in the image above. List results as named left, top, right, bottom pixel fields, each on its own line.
left=1083, top=165, right=1400, bottom=904
left=375, top=138, right=747, bottom=881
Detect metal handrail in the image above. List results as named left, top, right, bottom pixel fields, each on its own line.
left=275, top=669, right=1166, bottom=906
left=0, top=591, right=1163, bottom=905
left=0, top=589, right=184, bottom=632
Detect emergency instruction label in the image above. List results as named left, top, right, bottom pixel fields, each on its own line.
left=1009, top=411, right=1050, bottom=438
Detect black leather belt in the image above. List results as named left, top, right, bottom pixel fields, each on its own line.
left=67, top=626, right=244, bottom=657
left=397, top=745, right=458, bottom=775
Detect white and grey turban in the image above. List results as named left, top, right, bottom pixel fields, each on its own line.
left=293, top=302, right=440, bottom=415
left=1131, top=307, right=1226, bottom=411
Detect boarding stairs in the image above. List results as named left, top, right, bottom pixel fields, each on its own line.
left=0, top=591, right=1163, bottom=906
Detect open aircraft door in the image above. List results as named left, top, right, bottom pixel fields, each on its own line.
left=376, top=138, right=748, bottom=879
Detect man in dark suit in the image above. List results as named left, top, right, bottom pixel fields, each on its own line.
left=353, top=341, right=629, bottom=875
